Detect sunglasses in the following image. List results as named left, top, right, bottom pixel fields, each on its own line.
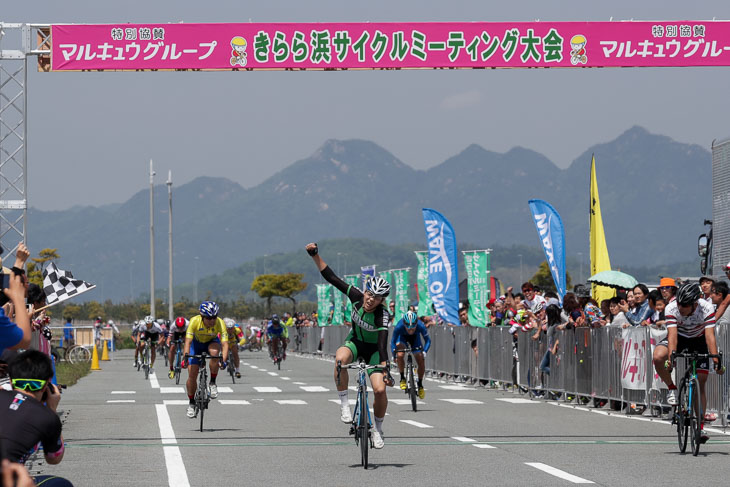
left=203, top=315, right=218, bottom=320
left=12, top=378, right=47, bottom=391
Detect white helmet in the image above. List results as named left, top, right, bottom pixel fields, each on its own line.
left=365, top=276, right=391, bottom=297
left=224, top=317, right=236, bottom=328
left=144, top=315, right=154, bottom=324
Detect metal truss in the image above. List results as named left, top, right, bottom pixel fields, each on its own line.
left=0, top=23, right=49, bottom=255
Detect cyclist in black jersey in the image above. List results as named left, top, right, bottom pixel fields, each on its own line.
left=306, top=242, right=394, bottom=449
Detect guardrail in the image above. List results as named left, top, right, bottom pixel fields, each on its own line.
left=297, top=324, right=730, bottom=423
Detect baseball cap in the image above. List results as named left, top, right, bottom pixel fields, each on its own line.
left=659, top=277, right=676, bottom=288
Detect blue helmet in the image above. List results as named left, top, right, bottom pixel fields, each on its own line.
left=199, top=301, right=219, bottom=318
left=404, top=310, right=418, bottom=328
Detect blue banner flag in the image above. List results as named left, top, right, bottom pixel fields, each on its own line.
left=528, top=199, right=567, bottom=301
left=361, top=265, right=376, bottom=290
left=422, top=208, right=460, bottom=326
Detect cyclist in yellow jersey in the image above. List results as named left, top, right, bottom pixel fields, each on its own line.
left=223, top=318, right=243, bottom=378
left=182, top=301, right=228, bottom=418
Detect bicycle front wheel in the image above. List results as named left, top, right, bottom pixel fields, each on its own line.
left=689, top=377, right=702, bottom=456
left=360, top=389, right=369, bottom=469
left=677, top=381, right=689, bottom=453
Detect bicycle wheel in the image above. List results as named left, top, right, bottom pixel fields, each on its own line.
left=229, top=352, right=236, bottom=384
left=360, top=387, right=369, bottom=469
left=677, top=381, right=689, bottom=453
left=408, top=358, right=417, bottom=412
left=689, top=377, right=702, bottom=456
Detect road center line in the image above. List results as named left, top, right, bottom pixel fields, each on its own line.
left=451, top=436, right=476, bottom=442
left=525, top=462, right=593, bottom=484
left=155, top=404, right=191, bottom=487
left=150, top=372, right=160, bottom=389
left=399, top=419, right=433, bottom=429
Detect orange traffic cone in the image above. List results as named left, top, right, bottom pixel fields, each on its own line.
left=91, top=344, right=102, bottom=370
left=101, top=340, right=110, bottom=361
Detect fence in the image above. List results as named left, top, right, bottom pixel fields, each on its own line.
left=297, top=324, right=730, bottom=424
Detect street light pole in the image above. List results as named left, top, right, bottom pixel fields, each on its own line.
left=149, top=160, right=156, bottom=319
left=130, top=260, right=135, bottom=303
left=167, top=170, right=173, bottom=323
left=193, top=256, right=199, bottom=304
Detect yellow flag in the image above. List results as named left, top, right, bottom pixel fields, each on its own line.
left=590, top=155, right=615, bottom=303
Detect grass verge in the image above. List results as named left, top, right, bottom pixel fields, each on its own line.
left=55, top=361, right=91, bottom=388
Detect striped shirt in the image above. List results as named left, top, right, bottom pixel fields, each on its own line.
left=665, top=298, right=715, bottom=338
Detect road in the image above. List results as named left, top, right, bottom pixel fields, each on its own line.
left=38, top=348, right=730, bottom=486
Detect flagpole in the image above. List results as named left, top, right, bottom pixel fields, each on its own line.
left=149, top=160, right=156, bottom=319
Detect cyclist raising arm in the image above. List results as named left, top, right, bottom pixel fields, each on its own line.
left=653, top=283, right=724, bottom=443
left=306, top=242, right=394, bottom=449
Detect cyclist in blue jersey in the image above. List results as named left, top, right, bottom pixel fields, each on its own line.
left=391, top=310, right=431, bottom=399
left=266, top=315, right=289, bottom=360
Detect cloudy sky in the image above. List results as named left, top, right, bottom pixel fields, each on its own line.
left=5, top=1, right=730, bottom=210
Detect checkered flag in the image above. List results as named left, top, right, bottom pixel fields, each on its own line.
left=42, top=262, right=95, bottom=306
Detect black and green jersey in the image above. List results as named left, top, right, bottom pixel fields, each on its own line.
left=320, top=266, right=390, bottom=361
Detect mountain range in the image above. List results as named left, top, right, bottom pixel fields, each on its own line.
left=27, top=125, right=710, bottom=302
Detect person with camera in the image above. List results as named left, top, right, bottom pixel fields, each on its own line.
left=0, top=350, right=72, bottom=486
left=0, top=269, right=31, bottom=356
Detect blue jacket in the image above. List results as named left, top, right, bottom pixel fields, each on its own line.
left=391, top=319, right=431, bottom=355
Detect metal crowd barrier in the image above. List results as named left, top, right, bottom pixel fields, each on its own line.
left=297, top=323, right=730, bottom=421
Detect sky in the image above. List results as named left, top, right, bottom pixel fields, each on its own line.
left=4, top=0, right=730, bottom=210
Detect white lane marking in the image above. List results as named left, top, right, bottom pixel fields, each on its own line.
left=216, top=387, right=233, bottom=393
left=440, top=398, right=484, bottom=405
left=150, top=373, right=160, bottom=389
left=300, top=386, right=329, bottom=392
left=281, top=377, right=291, bottom=380
left=160, top=387, right=185, bottom=394
left=329, top=399, right=357, bottom=406
left=111, top=391, right=136, bottom=394
left=293, top=382, right=307, bottom=385
left=472, top=444, right=496, bottom=449
left=219, top=400, right=251, bottom=405
left=452, top=436, right=476, bottom=443
left=495, top=398, right=537, bottom=404
left=275, top=400, right=307, bottom=405
left=163, top=400, right=190, bottom=406
left=155, top=404, right=191, bottom=487
left=399, top=419, right=433, bottom=429
left=242, top=362, right=249, bottom=365
left=526, top=463, right=594, bottom=484
left=249, top=365, right=259, bottom=369
left=705, top=427, right=730, bottom=436
left=268, top=372, right=279, bottom=376
left=390, top=399, right=426, bottom=405
left=107, top=400, right=135, bottom=403
left=254, top=386, right=282, bottom=393
left=438, top=385, right=474, bottom=391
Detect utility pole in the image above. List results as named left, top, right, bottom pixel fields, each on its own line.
left=149, top=160, right=155, bottom=319
left=167, top=170, right=173, bottom=323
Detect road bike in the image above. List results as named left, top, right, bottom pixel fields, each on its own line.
left=172, top=339, right=184, bottom=385
left=185, top=352, right=221, bottom=432
left=270, top=337, right=286, bottom=370
left=158, top=341, right=169, bottom=367
left=671, top=350, right=722, bottom=456
left=337, top=359, right=382, bottom=469
left=401, top=346, right=422, bottom=412
left=141, top=339, right=152, bottom=380
left=228, top=347, right=237, bottom=384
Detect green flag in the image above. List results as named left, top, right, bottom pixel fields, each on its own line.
left=393, top=268, right=410, bottom=325
left=331, top=284, right=344, bottom=326
left=379, top=270, right=393, bottom=306
left=344, top=275, right=359, bottom=322
left=316, top=284, right=332, bottom=327
left=463, top=251, right=490, bottom=327
left=415, top=251, right=434, bottom=318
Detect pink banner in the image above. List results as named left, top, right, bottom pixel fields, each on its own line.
left=51, top=21, right=730, bottom=71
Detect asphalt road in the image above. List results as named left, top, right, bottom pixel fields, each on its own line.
left=38, top=348, right=730, bottom=486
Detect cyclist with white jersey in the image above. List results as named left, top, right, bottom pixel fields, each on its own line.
left=653, top=282, right=725, bottom=444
